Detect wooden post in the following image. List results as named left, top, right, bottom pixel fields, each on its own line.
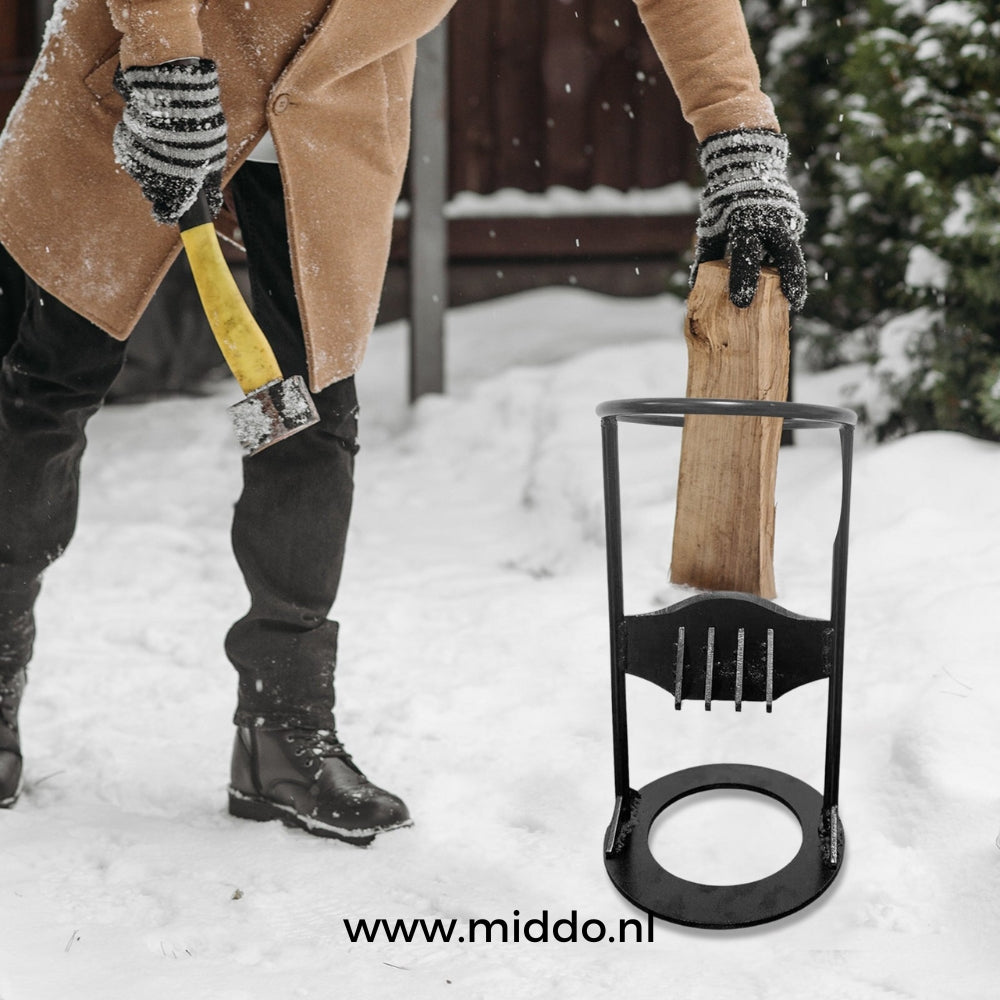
left=670, top=260, right=790, bottom=598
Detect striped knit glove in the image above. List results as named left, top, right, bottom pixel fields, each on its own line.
left=692, top=129, right=807, bottom=312
left=112, top=59, right=227, bottom=226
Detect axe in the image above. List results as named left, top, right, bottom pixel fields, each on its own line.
left=178, top=192, right=319, bottom=456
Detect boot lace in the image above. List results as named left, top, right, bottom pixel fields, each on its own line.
left=284, top=728, right=357, bottom=768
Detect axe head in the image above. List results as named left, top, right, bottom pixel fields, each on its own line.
left=229, top=375, right=320, bottom=456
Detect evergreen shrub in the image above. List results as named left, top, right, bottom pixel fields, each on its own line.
left=746, top=0, right=1000, bottom=439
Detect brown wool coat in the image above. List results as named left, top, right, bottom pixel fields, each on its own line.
left=0, top=0, right=777, bottom=392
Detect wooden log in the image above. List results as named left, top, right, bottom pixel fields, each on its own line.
left=670, top=260, right=790, bottom=598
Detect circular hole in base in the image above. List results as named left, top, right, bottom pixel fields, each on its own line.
left=648, top=789, right=803, bottom=886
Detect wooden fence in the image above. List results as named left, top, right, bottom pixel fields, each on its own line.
left=449, top=0, right=694, bottom=196
left=390, top=0, right=699, bottom=269
left=0, top=3, right=37, bottom=126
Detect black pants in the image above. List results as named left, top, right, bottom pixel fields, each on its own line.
left=0, top=161, right=357, bottom=730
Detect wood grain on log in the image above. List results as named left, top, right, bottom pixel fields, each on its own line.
left=670, top=260, right=790, bottom=598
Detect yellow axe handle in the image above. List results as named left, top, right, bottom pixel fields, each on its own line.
left=179, top=220, right=282, bottom=395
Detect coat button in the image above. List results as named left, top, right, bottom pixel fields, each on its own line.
left=273, top=94, right=291, bottom=114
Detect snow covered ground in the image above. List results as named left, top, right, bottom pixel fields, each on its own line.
left=1, top=287, right=997, bottom=999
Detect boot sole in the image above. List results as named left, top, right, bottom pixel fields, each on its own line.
left=0, top=773, right=22, bottom=809
left=228, top=787, right=411, bottom=846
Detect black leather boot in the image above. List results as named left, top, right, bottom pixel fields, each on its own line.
left=0, top=671, right=25, bottom=807
left=228, top=726, right=411, bottom=845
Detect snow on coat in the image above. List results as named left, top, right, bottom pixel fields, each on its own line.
left=0, top=0, right=777, bottom=392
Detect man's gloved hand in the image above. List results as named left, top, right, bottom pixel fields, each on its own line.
left=692, top=128, right=807, bottom=312
left=113, top=58, right=227, bottom=226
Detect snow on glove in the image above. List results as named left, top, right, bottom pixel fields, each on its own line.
left=113, top=58, right=228, bottom=226
left=692, top=128, right=807, bottom=312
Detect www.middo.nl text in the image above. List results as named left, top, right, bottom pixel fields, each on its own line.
left=343, top=909, right=655, bottom=944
